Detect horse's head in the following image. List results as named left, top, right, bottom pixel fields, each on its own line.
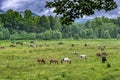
left=69, top=61, right=71, bottom=64
left=43, top=59, right=46, bottom=64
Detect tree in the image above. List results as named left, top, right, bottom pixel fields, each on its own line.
left=48, top=15, right=56, bottom=30
left=103, top=30, right=111, bottom=39
left=43, top=30, right=52, bottom=40
left=10, top=32, right=19, bottom=40
left=46, top=0, right=117, bottom=25
left=38, top=15, right=50, bottom=32
left=2, top=28, right=10, bottom=39
left=51, top=30, right=62, bottom=39
left=1, top=9, right=22, bottom=30
left=24, top=10, right=32, bottom=19
left=61, top=25, right=72, bottom=38
left=23, top=10, right=37, bottom=33
left=85, top=28, right=94, bottom=38
left=74, top=34, right=80, bottom=40
left=80, top=30, right=86, bottom=38
left=0, top=32, right=3, bottom=39
left=116, top=34, right=120, bottom=39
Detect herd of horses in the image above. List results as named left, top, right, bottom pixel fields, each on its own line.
left=37, top=57, right=71, bottom=64
left=37, top=43, right=107, bottom=64
left=7, top=41, right=107, bottom=64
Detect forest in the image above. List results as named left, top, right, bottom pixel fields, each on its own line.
left=0, top=9, right=120, bottom=40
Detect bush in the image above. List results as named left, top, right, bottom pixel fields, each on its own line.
left=37, top=30, right=62, bottom=40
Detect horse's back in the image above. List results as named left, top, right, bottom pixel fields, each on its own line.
left=63, top=58, right=70, bottom=61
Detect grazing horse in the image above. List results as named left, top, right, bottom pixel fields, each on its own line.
left=96, top=53, right=101, bottom=57
left=73, top=51, right=78, bottom=55
left=102, top=55, right=107, bottom=63
left=0, top=46, right=5, bottom=49
left=10, top=44, right=15, bottom=47
left=102, top=52, right=107, bottom=56
left=50, top=58, right=58, bottom=64
left=80, top=55, right=87, bottom=59
left=37, top=58, right=45, bottom=64
left=84, top=43, right=88, bottom=47
left=71, top=44, right=74, bottom=47
left=61, top=58, right=71, bottom=64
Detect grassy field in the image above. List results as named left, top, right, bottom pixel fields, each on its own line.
left=0, top=39, right=120, bottom=80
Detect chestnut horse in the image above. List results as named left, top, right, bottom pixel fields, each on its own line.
left=50, top=58, right=58, bottom=64
left=61, top=58, right=71, bottom=64
left=37, top=58, right=45, bottom=64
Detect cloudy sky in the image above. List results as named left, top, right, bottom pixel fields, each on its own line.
left=0, top=0, right=120, bottom=19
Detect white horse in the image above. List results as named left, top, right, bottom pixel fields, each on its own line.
left=61, top=57, right=71, bottom=64
left=80, top=55, right=87, bottom=59
left=73, top=51, right=78, bottom=55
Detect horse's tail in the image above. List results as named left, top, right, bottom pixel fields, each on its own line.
left=69, top=61, right=71, bottom=64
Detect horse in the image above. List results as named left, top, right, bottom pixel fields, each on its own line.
left=102, top=55, right=107, bottom=63
left=84, top=43, right=88, bottom=47
left=50, top=58, right=58, bottom=64
left=96, top=53, right=101, bottom=57
left=80, top=54, right=87, bottom=59
left=61, top=58, right=71, bottom=64
left=73, top=51, right=78, bottom=55
left=71, top=44, right=74, bottom=47
left=0, top=46, right=5, bottom=49
left=37, top=58, right=45, bottom=64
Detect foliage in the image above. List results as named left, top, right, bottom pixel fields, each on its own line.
left=0, top=32, right=4, bottom=39
left=2, top=28, right=10, bottom=39
left=103, top=30, right=111, bottom=39
left=37, top=29, right=62, bottom=40
left=116, top=34, right=120, bottom=39
left=46, top=0, right=117, bottom=24
left=74, top=34, right=79, bottom=40
left=0, top=9, right=120, bottom=40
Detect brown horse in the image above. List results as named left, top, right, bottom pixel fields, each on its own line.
left=0, top=46, right=5, bottom=49
left=37, top=58, right=45, bottom=64
left=50, top=58, right=58, bottom=64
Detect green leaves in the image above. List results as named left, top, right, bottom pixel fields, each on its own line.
left=46, top=0, right=117, bottom=25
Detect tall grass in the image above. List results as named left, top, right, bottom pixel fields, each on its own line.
left=0, top=39, right=120, bottom=80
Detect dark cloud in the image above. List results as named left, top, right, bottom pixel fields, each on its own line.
left=0, top=0, right=5, bottom=7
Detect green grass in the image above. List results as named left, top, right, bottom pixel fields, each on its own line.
left=0, top=39, right=120, bottom=80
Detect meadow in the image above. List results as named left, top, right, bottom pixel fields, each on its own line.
left=0, top=39, right=120, bottom=80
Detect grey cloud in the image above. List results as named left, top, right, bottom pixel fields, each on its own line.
left=0, top=0, right=5, bottom=7
left=0, top=0, right=120, bottom=19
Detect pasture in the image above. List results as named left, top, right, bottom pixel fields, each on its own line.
left=0, top=39, right=120, bottom=80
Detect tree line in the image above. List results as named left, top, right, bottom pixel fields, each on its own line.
left=0, top=9, right=120, bottom=40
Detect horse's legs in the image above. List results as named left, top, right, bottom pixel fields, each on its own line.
left=43, top=61, right=45, bottom=64
left=56, top=61, right=58, bottom=64
left=61, top=60, right=63, bottom=64
left=50, top=61, right=52, bottom=64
